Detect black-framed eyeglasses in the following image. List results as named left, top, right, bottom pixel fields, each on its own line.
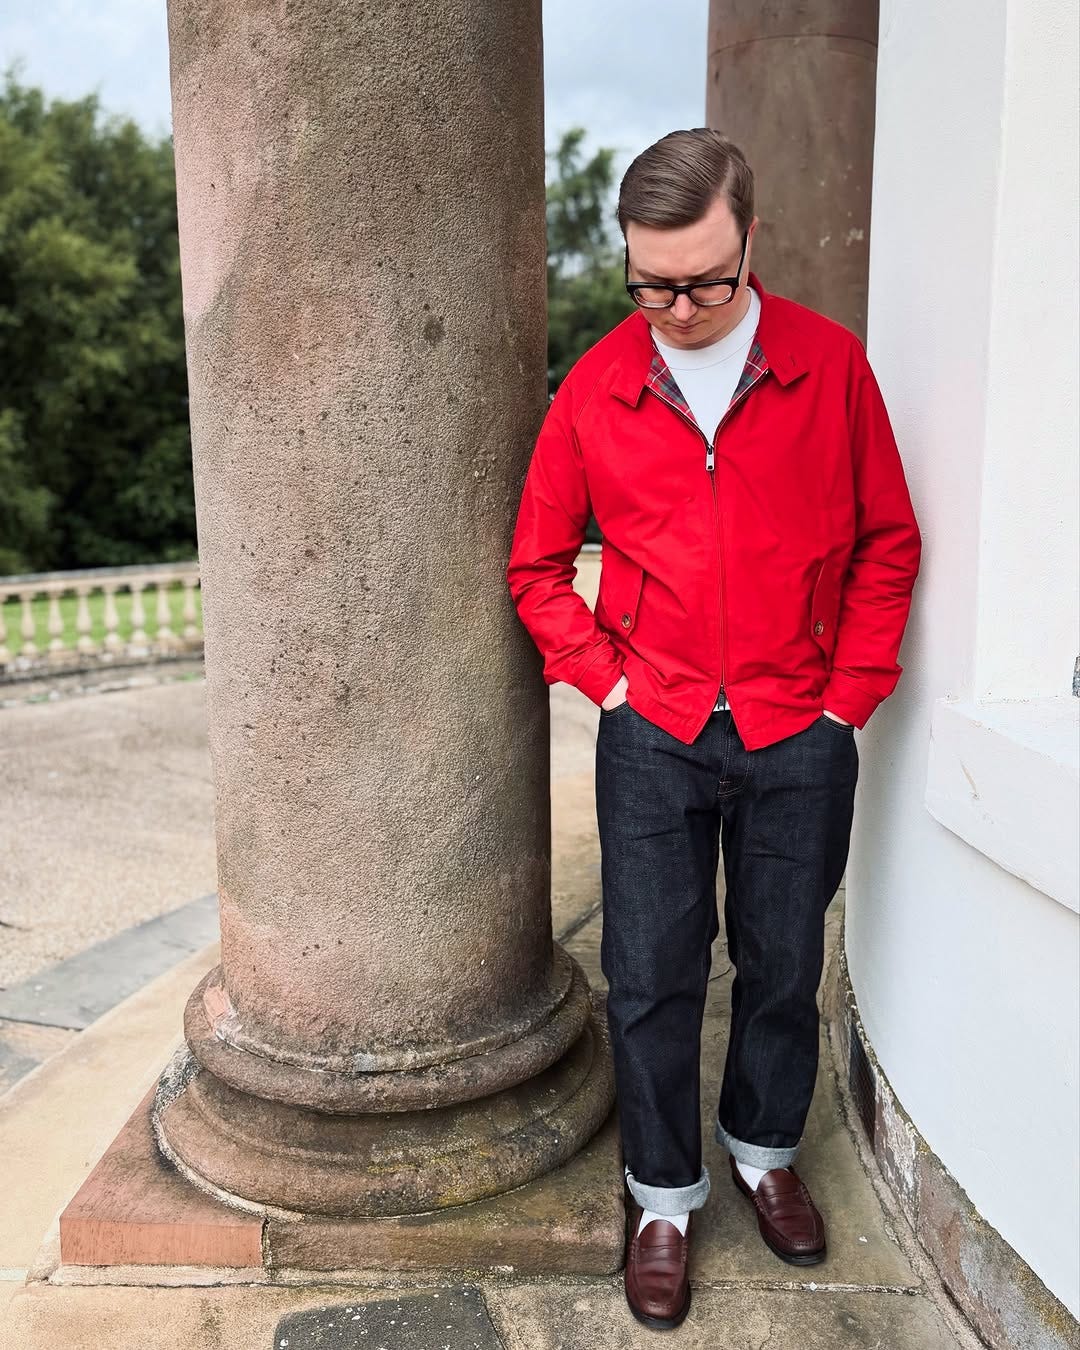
left=624, top=229, right=750, bottom=309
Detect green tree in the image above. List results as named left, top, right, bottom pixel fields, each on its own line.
left=546, top=128, right=631, bottom=394
left=0, top=71, right=193, bottom=572
left=0, top=95, right=627, bottom=572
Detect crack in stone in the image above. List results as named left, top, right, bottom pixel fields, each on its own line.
left=555, top=901, right=601, bottom=944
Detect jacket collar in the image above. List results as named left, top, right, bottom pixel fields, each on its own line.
left=610, top=270, right=810, bottom=407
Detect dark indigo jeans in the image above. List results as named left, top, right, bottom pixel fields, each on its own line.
left=595, top=701, right=858, bottom=1216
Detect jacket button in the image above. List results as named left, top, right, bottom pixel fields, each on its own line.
left=814, top=620, right=825, bottom=635
left=621, top=613, right=632, bottom=629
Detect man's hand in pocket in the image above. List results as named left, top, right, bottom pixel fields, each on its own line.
left=602, top=675, right=630, bottom=711
left=822, top=709, right=853, bottom=726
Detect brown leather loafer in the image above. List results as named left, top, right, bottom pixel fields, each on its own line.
left=729, top=1155, right=827, bottom=1265
left=624, top=1206, right=692, bottom=1330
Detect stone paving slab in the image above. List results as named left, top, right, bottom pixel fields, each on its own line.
left=0, top=893, right=219, bottom=1032
left=0, top=676, right=216, bottom=986
left=0, top=1019, right=78, bottom=1097
left=484, top=1283, right=964, bottom=1349
left=6, top=1278, right=965, bottom=1350
left=550, top=766, right=602, bottom=947
left=5, top=1282, right=501, bottom=1349
left=0, top=944, right=219, bottom=1283
left=272, top=1287, right=500, bottom=1349
left=0, top=894, right=219, bottom=1096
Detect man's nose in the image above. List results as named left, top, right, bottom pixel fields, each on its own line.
left=671, top=293, right=697, bottom=322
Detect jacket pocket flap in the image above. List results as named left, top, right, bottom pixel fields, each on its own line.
left=810, top=558, right=843, bottom=653
left=598, top=547, right=645, bottom=634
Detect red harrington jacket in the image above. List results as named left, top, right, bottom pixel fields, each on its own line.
left=506, top=272, right=922, bottom=752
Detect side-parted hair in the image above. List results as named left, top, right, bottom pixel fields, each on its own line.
left=617, top=129, right=755, bottom=236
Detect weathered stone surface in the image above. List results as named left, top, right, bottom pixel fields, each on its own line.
left=484, top=1284, right=962, bottom=1350
left=916, top=1152, right=1077, bottom=1350
left=826, top=949, right=1079, bottom=1350
left=166, top=0, right=555, bottom=1081
left=0, top=1027, right=76, bottom=1098
left=272, top=1287, right=501, bottom=1349
left=157, top=1002, right=615, bottom=1217
left=45, top=1065, right=624, bottom=1277
left=6, top=1284, right=510, bottom=1350
left=6, top=1279, right=965, bottom=1350
left=265, top=1109, right=624, bottom=1276
left=156, top=0, right=614, bottom=1219
left=707, top=0, right=877, bottom=339
left=0, top=893, right=218, bottom=1032
left=60, top=1085, right=263, bottom=1270
left=179, top=947, right=594, bottom=1113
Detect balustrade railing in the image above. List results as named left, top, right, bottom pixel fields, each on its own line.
left=0, top=561, right=202, bottom=682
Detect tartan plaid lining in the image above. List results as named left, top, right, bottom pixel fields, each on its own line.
left=644, top=337, right=770, bottom=433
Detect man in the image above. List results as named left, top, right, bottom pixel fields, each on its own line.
left=506, top=129, right=921, bottom=1332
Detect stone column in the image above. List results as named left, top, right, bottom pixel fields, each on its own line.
left=706, top=0, right=879, bottom=339
left=155, top=0, right=613, bottom=1218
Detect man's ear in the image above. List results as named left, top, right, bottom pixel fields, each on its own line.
left=742, top=217, right=759, bottom=276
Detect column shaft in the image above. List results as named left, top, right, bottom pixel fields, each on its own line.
left=707, top=0, right=879, bottom=339
left=156, top=0, right=613, bottom=1217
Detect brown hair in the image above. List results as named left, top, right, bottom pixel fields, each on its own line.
left=617, top=129, right=755, bottom=236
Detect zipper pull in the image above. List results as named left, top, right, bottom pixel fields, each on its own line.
left=706, top=446, right=715, bottom=472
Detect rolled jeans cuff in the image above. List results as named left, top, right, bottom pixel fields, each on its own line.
left=715, top=1118, right=800, bottom=1169
left=624, top=1163, right=711, bottom=1215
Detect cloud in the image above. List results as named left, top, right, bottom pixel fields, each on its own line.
left=1, top=0, right=172, bottom=135
left=1, top=0, right=708, bottom=174
left=543, top=0, right=708, bottom=178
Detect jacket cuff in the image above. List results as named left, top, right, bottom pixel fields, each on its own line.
left=575, top=649, right=627, bottom=708
left=820, top=673, right=883, bottom=729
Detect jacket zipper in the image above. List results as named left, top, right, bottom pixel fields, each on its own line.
left=643, top=397, right=727, bottom=706
left=708, top=376, right=769, bottom=706
left=706, top=436, right=725, bottom=706
left=647, top=369, right=767, bottom=714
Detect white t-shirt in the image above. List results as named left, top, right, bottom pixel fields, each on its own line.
left=652, top=285, right=761, bottom=444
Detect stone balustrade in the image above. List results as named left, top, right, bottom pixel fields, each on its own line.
left=0, top=561, right=202, bottom=681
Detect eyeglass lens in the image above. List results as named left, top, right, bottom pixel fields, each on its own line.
left=631, top=282, right=737, bottom=309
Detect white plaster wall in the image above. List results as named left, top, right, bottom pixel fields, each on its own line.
left=974, top=0, right=1080, bottom=699
left=847, top=0, right=1080, bottom=1318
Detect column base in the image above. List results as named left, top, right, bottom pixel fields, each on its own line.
left=56, top=1000, right=623, bottom=1279
left=153, top=1001, right=615, bottom=1218
left=186, top=944, right=594, bottom=1112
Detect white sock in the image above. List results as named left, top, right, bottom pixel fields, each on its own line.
left=735, top=1160, right=769, bottom=1191
left=637, top=1208, right=690, bottom=1236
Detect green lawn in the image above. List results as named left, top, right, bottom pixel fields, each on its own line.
left=1, top=584, right=204, bottom=656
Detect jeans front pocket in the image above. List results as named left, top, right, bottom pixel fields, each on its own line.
left=819, top=712, right=855, bottom=734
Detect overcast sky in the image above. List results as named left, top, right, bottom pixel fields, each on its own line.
left=1, top=1, right=707, bottom=182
